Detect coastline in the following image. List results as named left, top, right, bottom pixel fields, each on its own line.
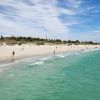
left=0, top=44, right=100, bottom=65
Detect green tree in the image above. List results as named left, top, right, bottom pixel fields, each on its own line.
left=76, top=40, right=80, bottom=44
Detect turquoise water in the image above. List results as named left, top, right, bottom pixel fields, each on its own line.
left=0, top=50, right=100, bottom=100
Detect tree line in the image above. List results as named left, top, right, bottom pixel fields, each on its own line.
left=0, top=35, right=99, bottom=45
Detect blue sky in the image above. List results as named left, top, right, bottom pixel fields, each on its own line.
left=0, top=0, right=100, bottom=42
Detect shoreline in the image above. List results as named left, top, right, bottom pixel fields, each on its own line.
left=0, top=44, right=100, bottom=65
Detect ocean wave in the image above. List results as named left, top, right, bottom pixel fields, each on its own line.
left=74, top=52, right=79, bottom=55
left=81, top=48, right=100, bottom=53
left=56, top=52, right=79, bottom=58
left=0, top=63, right=13, bottom=67
left=56, top=55, right=65, bottom=58
left=30, top=61, right=44, bottom=66
left=39, top=56, right=52, bottom=61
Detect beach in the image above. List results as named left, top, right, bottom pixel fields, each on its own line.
left=0, top=44, right=100, bottom=64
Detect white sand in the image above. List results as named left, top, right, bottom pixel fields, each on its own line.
left=0, top=44, right=100, bottom=63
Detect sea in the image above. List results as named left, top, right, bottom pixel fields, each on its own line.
left=0, top=48, right=100, bottom=100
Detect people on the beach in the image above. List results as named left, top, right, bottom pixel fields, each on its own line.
left=20, top=47, right=24, bottom=52
left=11, top=51, right=15, bottom=62
left=12, top=51, right=15, bottom=57
left=54, top=50, right=55, bottom=54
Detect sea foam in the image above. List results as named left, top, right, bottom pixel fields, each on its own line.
left=30, top=61, right=44, bottom=66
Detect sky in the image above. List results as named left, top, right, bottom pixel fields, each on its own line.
left=0, top=0, right=100, bottom=42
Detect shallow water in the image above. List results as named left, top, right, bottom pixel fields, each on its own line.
left=0, top=49, right=100, bottom=100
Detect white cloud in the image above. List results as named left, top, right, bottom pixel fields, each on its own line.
left=68, top=0, right=82, bottom=8
left=0, top=0, right=72, bottom=38
left=60, top=8, right=75, bottom=15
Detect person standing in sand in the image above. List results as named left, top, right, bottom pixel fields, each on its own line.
left=54, top=50, right=55, bottom=55
left=22, top=47, right=24, bottom=51
left=11, top=51, right=15, bottom=62
left=12, top=51, right=15, bottom=57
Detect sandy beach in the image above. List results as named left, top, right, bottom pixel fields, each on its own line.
left=0, top=44, right=100, bottom=63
